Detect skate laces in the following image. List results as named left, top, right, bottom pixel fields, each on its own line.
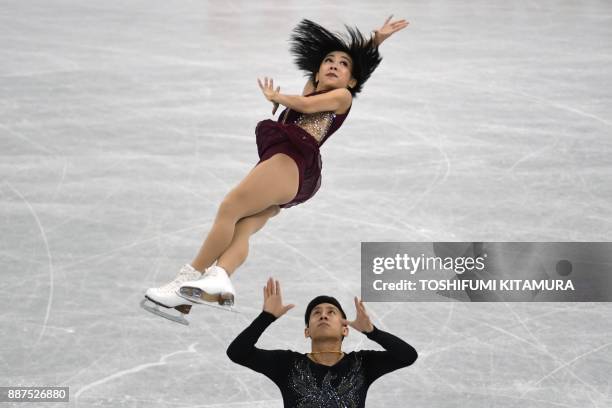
left=160, top=266, right=199, bottom=293
left=201, top=266, right=228, bottom=280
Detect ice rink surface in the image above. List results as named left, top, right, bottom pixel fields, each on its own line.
left=1, top=0, right=611, bottom=407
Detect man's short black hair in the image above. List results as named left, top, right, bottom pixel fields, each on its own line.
left=305, top=295, right=346, bottom=327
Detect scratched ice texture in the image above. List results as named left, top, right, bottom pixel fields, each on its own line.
left=1, top=0, right=611, bottom=407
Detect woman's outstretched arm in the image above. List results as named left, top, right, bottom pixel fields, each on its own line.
left=258, top=77, right=351, bottom=114
left=371, top=15, right=409, bottom=47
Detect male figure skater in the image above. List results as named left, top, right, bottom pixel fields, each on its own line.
left=226, top=278, right=418, bottom=407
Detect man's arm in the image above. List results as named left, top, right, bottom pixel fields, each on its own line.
left=226, top=278, right=296, bottom=381
left=226, top=310, right=291, bottom=381
left=343, top=297, right=417, bottom=383
left=361, top=325, right=418, bottom=383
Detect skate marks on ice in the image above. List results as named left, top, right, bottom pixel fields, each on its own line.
left=73, top=342, right=198, bottom=403
left=4, top=182, right=55, bottom=347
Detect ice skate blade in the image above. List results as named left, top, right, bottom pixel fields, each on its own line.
left=177, top=288, right=239, bottom=313
left=140, top=298, right=190, bottom=326
left=178, top=286, right=231, bottom=305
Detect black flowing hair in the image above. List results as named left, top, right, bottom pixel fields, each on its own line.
left=288, top=19, right=382, bottom=97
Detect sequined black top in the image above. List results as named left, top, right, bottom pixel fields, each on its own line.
left=226, top=311, right=418, bottom=408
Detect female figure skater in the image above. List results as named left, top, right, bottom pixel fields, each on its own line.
left=141, top=16, right=409, bottom=324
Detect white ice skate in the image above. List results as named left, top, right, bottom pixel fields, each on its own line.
left=177, top=265, right=237, bottom=312
left=140, top=264, right=202, bottom=325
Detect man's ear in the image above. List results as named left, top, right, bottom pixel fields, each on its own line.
left=342, top=324, right=349, bottom=337
left=304, top=327, right=310, bottom=339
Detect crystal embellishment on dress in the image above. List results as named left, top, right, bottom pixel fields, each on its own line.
left=289, top=354, right=365, bottom=408
left=295, top=111, right=336, bottom=143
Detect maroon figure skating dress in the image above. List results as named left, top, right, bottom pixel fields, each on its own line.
left=254, top=89, right=351, bottom=208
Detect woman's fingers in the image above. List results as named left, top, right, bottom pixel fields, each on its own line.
left=258, top=77, right=280, bottom=99
left=258, top=77, right=272, bottom=90
left=392, top=21, right=409, bottom=32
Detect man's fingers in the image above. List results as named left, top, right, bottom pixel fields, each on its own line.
left=275, top=280, right=281, bottom=297
left=267, top=277, right=274, bottom=295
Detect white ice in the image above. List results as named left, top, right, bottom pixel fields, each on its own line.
left=1, top=1, right=611, bottom=407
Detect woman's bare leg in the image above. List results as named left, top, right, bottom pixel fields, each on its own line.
left=217, top=205, right=280, bottom=276
left=190, top=153, right=298, bottom=272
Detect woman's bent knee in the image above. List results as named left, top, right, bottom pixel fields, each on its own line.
left=217, top=194, right=245, bottom=221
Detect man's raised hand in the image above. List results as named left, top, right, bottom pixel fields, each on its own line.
left=263, top=277, right=295, bottom=318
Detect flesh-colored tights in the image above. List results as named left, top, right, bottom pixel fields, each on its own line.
left=190, top=153, right=299, bottom=276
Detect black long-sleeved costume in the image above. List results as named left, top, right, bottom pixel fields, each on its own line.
left=226, top=311, right=418, bottom=408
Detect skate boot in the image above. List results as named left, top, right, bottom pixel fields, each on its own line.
left=177, top=265, right=236, bottom=311
left=140, top=264, right=202, bottom=325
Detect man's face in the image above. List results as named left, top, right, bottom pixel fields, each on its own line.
left=304, top=303, right=348, bottom=340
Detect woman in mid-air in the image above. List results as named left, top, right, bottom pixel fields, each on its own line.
left=141, top=16, right=409, bottom=325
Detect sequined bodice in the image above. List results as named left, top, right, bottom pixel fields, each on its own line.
left=294, top=111, right=336, bottom=143
left=277, top=90, right=351, bottom=146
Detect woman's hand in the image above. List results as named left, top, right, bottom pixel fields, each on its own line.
left=257, top=77, right=281, bottom=115
left=342, top=296, right=374, bottom=333
left=372, top=15, right=409, bottom=47
left=263, top=277, right=294, bottom=318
